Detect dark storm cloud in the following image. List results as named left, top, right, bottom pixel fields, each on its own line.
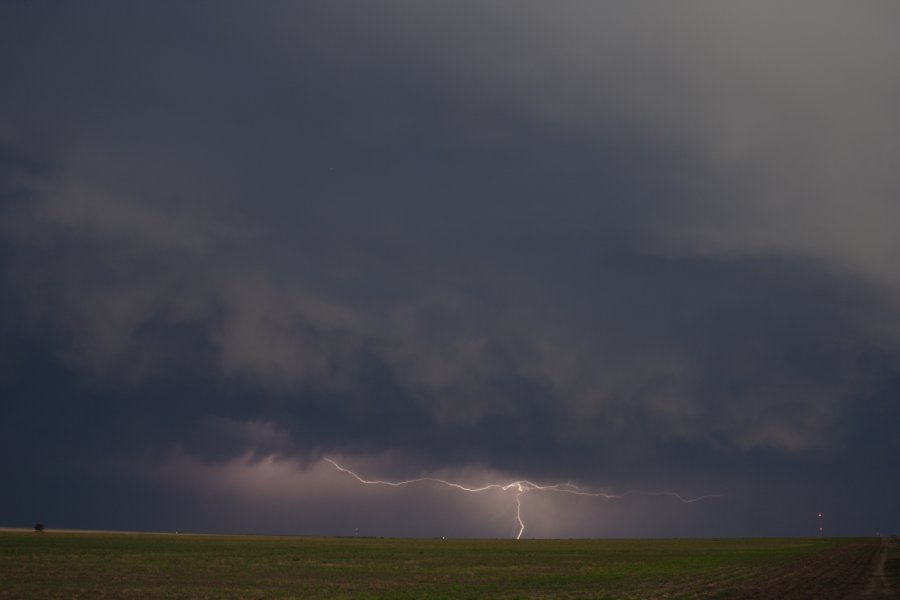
left=1, top=2, right=899, bottom=536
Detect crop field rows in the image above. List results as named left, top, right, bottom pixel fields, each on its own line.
left=0, top=532, right=894, bottom=599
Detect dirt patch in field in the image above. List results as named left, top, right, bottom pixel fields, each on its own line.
left=727, top=538, right=890, bottom=599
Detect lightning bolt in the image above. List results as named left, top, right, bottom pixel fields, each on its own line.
left=325, top=458, right=721, bottom=539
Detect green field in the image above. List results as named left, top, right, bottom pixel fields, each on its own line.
left=0, top=531, right=873, bottom=599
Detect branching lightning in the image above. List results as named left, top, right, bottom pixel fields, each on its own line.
left=325, top=458, right=722, bottom=539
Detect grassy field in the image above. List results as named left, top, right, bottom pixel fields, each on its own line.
left=0, top=531, right=881, bottom=599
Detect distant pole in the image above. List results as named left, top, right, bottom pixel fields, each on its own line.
left=817, top=512, right=823, bottom=536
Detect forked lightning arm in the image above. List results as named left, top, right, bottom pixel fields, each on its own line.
left=325, top=458, right=721, bottom=539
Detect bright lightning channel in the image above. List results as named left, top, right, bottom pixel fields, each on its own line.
left=325, top=458, right=721, bottom=539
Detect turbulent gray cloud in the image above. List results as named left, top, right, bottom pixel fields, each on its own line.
left=1, top=2, right=898, bottom=537
left=365, top=2, right=900, bottom=285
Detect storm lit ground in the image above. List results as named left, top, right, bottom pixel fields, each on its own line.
left=3, top=531, right=897, bottom=599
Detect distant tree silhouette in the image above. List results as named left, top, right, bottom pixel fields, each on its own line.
left=34, top=523, right=44, bottom=532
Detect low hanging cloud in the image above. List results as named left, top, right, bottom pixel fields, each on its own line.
left=1, top=2, right=899, bottom=536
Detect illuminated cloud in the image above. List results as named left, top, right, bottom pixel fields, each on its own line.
left=1, top=2, right=898, bottom=536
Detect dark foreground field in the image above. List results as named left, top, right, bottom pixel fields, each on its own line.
left=0, top=531, right=896, bottom=599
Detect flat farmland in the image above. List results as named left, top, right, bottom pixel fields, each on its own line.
left=0, top=531, right=894, bottom=599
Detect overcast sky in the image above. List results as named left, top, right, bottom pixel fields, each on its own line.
left=2, top=2, right=899, bottom=538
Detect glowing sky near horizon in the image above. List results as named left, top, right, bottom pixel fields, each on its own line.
left=324, top=458, right=723, bottom=539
